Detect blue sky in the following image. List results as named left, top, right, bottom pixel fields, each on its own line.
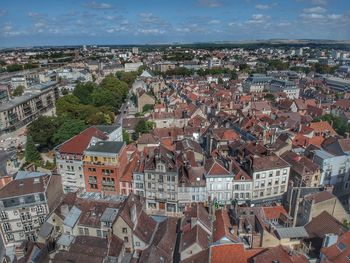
left=0, top=0, right=349, bottom=47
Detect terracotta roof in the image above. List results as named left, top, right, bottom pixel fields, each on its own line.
left=181, top=248, right=209, bottom=263
left=180, top=225, right=210, bottom=253
left=213, top=209, right=239, bottom=243
left=204, top=158, right=231, bottom=176
left=0, top=175, right=49, bottom=199
left=252, top=154, right=290, bottom=172
left=262, top=206, right=288, bottom=221
left=305, top=211, right=347, bottom=239
left=210, top=243, right=263, bottom=263
left=310, top=121, right=337, bottom=136
left=252, top=245, right=308, bottom=263
left=58, top=127, right=108, bottom=155
left=304, top=191, right=335, bottom=204
left=321, top=232, right=350, bottom=263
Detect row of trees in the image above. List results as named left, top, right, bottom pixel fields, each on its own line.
left=27, top=74, right=130, bottom=153
left=6, top=62, right=39, bottom=72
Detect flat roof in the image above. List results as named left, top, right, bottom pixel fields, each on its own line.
left=85, top=141, right=124, bottom=154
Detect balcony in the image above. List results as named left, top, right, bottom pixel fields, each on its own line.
left=89, top=179, right=97, bottom=184
left=102, top=181, right=115, bottom=186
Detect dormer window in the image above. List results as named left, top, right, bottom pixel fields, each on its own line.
left=157, top=164, right=165, bottom=172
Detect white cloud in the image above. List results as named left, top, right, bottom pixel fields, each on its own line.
left=302, top=6, right=326, bottom=13
left=255, top=4, right=270, bottom=10
left=312, top=0, right=327, bottom=5
left=278, top=22, right=292, bottom=26
left=197, top=0, right=222, bottom=8
left=300, top=13, right=324, bottom=19
left=84, top=1, right=113, bottom=9
left=208, top=19, right=220, bottom=24
left=327, top=14, right=343, bottom=20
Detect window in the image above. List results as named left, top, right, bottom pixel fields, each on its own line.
left=122, top=228, right=128, bottom=234
left=79, top=227, right=84, bottom=235
left=0, top=211, right=8, bottom=220
left=268, top=179, right=272, bottom=186
left=5, top=233, right=14, bottom=241
left=3, top=222, right=11, bottom=231
left=283, top=169, right=287, bottom=175
left=255, top=181, right=259, bottom=188
left=256, top=173, right=260, bottom=179
left=37, top=205, right=44, bottom=214
left=124, top=236, right=129, bottom=243
left=97, top=229, right=102, bottom=237
left=261, top=173, right=266, bottom=179
left=38, top=216, right=45, bottom=224
left=84, top=228, right=89, bottom=236
left=135, top=242, right=140, bottom=247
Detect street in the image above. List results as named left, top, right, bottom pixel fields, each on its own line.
left=0, top=150, right=15, bottom=176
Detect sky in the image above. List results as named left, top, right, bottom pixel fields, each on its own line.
left=0, top=0, right=349, bottom=47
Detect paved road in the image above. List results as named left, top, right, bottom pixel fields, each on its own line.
left=0, top=150, right=16, bottom=176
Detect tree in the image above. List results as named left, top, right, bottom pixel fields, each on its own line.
left=6, top=64, right=23, bottom=72
left=12, top=85, right=25, bottom=97
left=52, top=119, right=87, bottom=145
left=56, top=94, right=81, bottom=119
left=94, top=74, right=129, bottom=112
left=73, top=82, right=96, bottom=104
left=142, top=104, right=154, bottom=113
left=123, top=129, right=131, bottom=144
left=264, top=93, right=276, bottom=102
left=135, top=120, right=155, bottom=137
left=27, top=116, right=58, bottom=149
left=230, top=71, right=238, bottom=80
left=25, top=136, right=42, bottom=165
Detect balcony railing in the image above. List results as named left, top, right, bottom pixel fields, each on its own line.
left=102, top=181, right=115, bottom=186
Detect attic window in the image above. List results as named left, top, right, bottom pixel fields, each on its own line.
left=240, top=176, right=245, bottom=180
left=337, top=242, right=346, bottom=251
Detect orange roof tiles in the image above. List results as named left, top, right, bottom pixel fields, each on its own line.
left=310, top=121, right=337, bottom=136
left=262, top=206, right=288, bottom=221
left=59, top=127, right=108, bottom=155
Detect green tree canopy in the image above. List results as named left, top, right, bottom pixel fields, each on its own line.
left=142, top=104, right=154, bottom=113
left=27, top=116, right=58, bottom=149
left=52, top=119, right=87, bottom=145
left=13, top=85, right=25, bottom=97
left=123, top=129, right=131, bottom=144
left=135, top=120, right=155, bottom=136
left=73, top=81, right=96, bottom=104
left=25, top=136, right=42, bottom=165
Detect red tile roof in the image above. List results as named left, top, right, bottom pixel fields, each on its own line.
left=58, top=127, right=108, bottom=155
left=262, top=206, right=288, bottom=221
left=321, top=232, right=350, bottom=263
left=213, top=209, right=239, bottom=243
left=210, top=243, right=263, bottom=263
left=252, top=245, right=308, bottom=263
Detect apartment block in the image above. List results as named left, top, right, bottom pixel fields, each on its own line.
left=0, top=172, right=62, bottom=246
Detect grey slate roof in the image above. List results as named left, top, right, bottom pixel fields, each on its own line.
left=57, top=234, right=75, bottom=247
left=276, top=226, right=309, bottom=239
left=85, top=141, right=124, bottom=154
left=63, top=206, right=82, bottom=228
left=38, top=222, right=54, bottom=239
left=100, top=207, right=119, bottom=223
